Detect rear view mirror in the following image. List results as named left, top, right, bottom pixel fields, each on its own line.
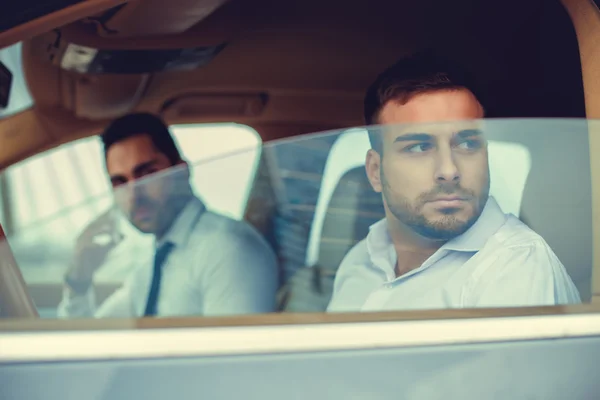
left=0, top=60, right=13, bottom=109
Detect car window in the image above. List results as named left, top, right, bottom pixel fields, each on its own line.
left=0, top=123, right=260, bottom=317
left=0, top=42, right=34, bottom=118
left=0, top=118, right=595, bottom=320
left=261, top=119, right=591, bottom=311
left=172, top=124, right=262, bottom=220
left=2, top=123, right=260, bottom=232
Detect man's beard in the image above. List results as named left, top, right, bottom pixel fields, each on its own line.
left=127, top=179, right=192, bottom=236
left=128, top=195, right=159, bottom=233
left=381, top=169, right=489, bottom=241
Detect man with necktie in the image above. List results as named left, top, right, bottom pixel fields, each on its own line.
left=58, top=113, right=278, bottom=318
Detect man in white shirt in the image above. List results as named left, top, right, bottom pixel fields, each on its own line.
left=58, top=113, right=278, bottom=318
left=328, top=51, right=581, bottom=312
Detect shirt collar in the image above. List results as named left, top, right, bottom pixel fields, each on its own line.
left=367, top=196, right=507, bottom=260
left=156, top=197, right=205, bottom=249
left=443, top=196, right=507, bottom=252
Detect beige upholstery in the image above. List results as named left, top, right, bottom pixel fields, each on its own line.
left=560, top=0, right=600, bottom=300
left=280, top=166, right=384, bottom=312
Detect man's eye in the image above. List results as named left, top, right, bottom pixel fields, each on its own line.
left=405, top=143, right=433, bottom=153
left=457, top=140, right=482, bottom=150
left=138, top=169, right=158, bottom=179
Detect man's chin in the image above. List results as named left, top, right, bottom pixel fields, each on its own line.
left=130, top=218, right=157, bottom=234
left=421, top=216, right=475, bottom=240
left=414, top=226, right=466, bottom=241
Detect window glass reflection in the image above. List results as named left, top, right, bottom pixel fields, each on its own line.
left=2, top=119, right=594, bottom=320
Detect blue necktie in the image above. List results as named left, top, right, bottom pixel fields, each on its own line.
left=143, top=242, right=174, bottom=317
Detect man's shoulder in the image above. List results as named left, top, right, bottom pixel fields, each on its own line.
left=338, top=238, right=372, bottom=270
left=467, top=215, right=581, bottom=304
left=474, top=214, right=567, bottom=277
left=191, top=210, right=271, bottom=247
left=199, top=210, right=247, bottom=230
left=489, top=214, right=551, bottom=250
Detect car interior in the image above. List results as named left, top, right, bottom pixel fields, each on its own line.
left=1, top=0, right=600, bottom=325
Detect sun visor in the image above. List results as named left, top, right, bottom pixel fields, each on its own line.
left=57, top=42, right=227, bottom=74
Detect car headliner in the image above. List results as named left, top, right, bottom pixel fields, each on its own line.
left=0, top=0, right=586, bottom=169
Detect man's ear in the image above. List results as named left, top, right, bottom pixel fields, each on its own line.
left=365, top=149, right=383, bottom=193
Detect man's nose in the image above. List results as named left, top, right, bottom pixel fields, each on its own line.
left=131, top=180, right=150, bottom=205
left=115, top=179, right=143, bottom=208
left=434, top=149, right=460, bottom=183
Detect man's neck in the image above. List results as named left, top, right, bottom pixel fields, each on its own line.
left=387, top=218, right=445, bottom=278
left=155, top=193, right=194, bottom=241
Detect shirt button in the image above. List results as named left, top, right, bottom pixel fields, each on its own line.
left=384, top=283, right=393, bottom=289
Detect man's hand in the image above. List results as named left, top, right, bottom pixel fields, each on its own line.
left=64, top=209, right=123, bottom=294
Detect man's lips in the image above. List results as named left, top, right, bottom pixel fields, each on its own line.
left=133, top=206, right=153, bottom=220
left=427, top=196, right=469, bottom=207
left=432, top=195, right=466, bottom=201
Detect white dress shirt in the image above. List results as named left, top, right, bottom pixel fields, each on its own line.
left=57, top=197, right=278, bottom=318
left=327, top=197, right=581, bottom=312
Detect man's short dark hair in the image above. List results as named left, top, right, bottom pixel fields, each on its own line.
left=364, top=50, right=485, bottom=154
left=101, top=112, right=181, bottom=165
